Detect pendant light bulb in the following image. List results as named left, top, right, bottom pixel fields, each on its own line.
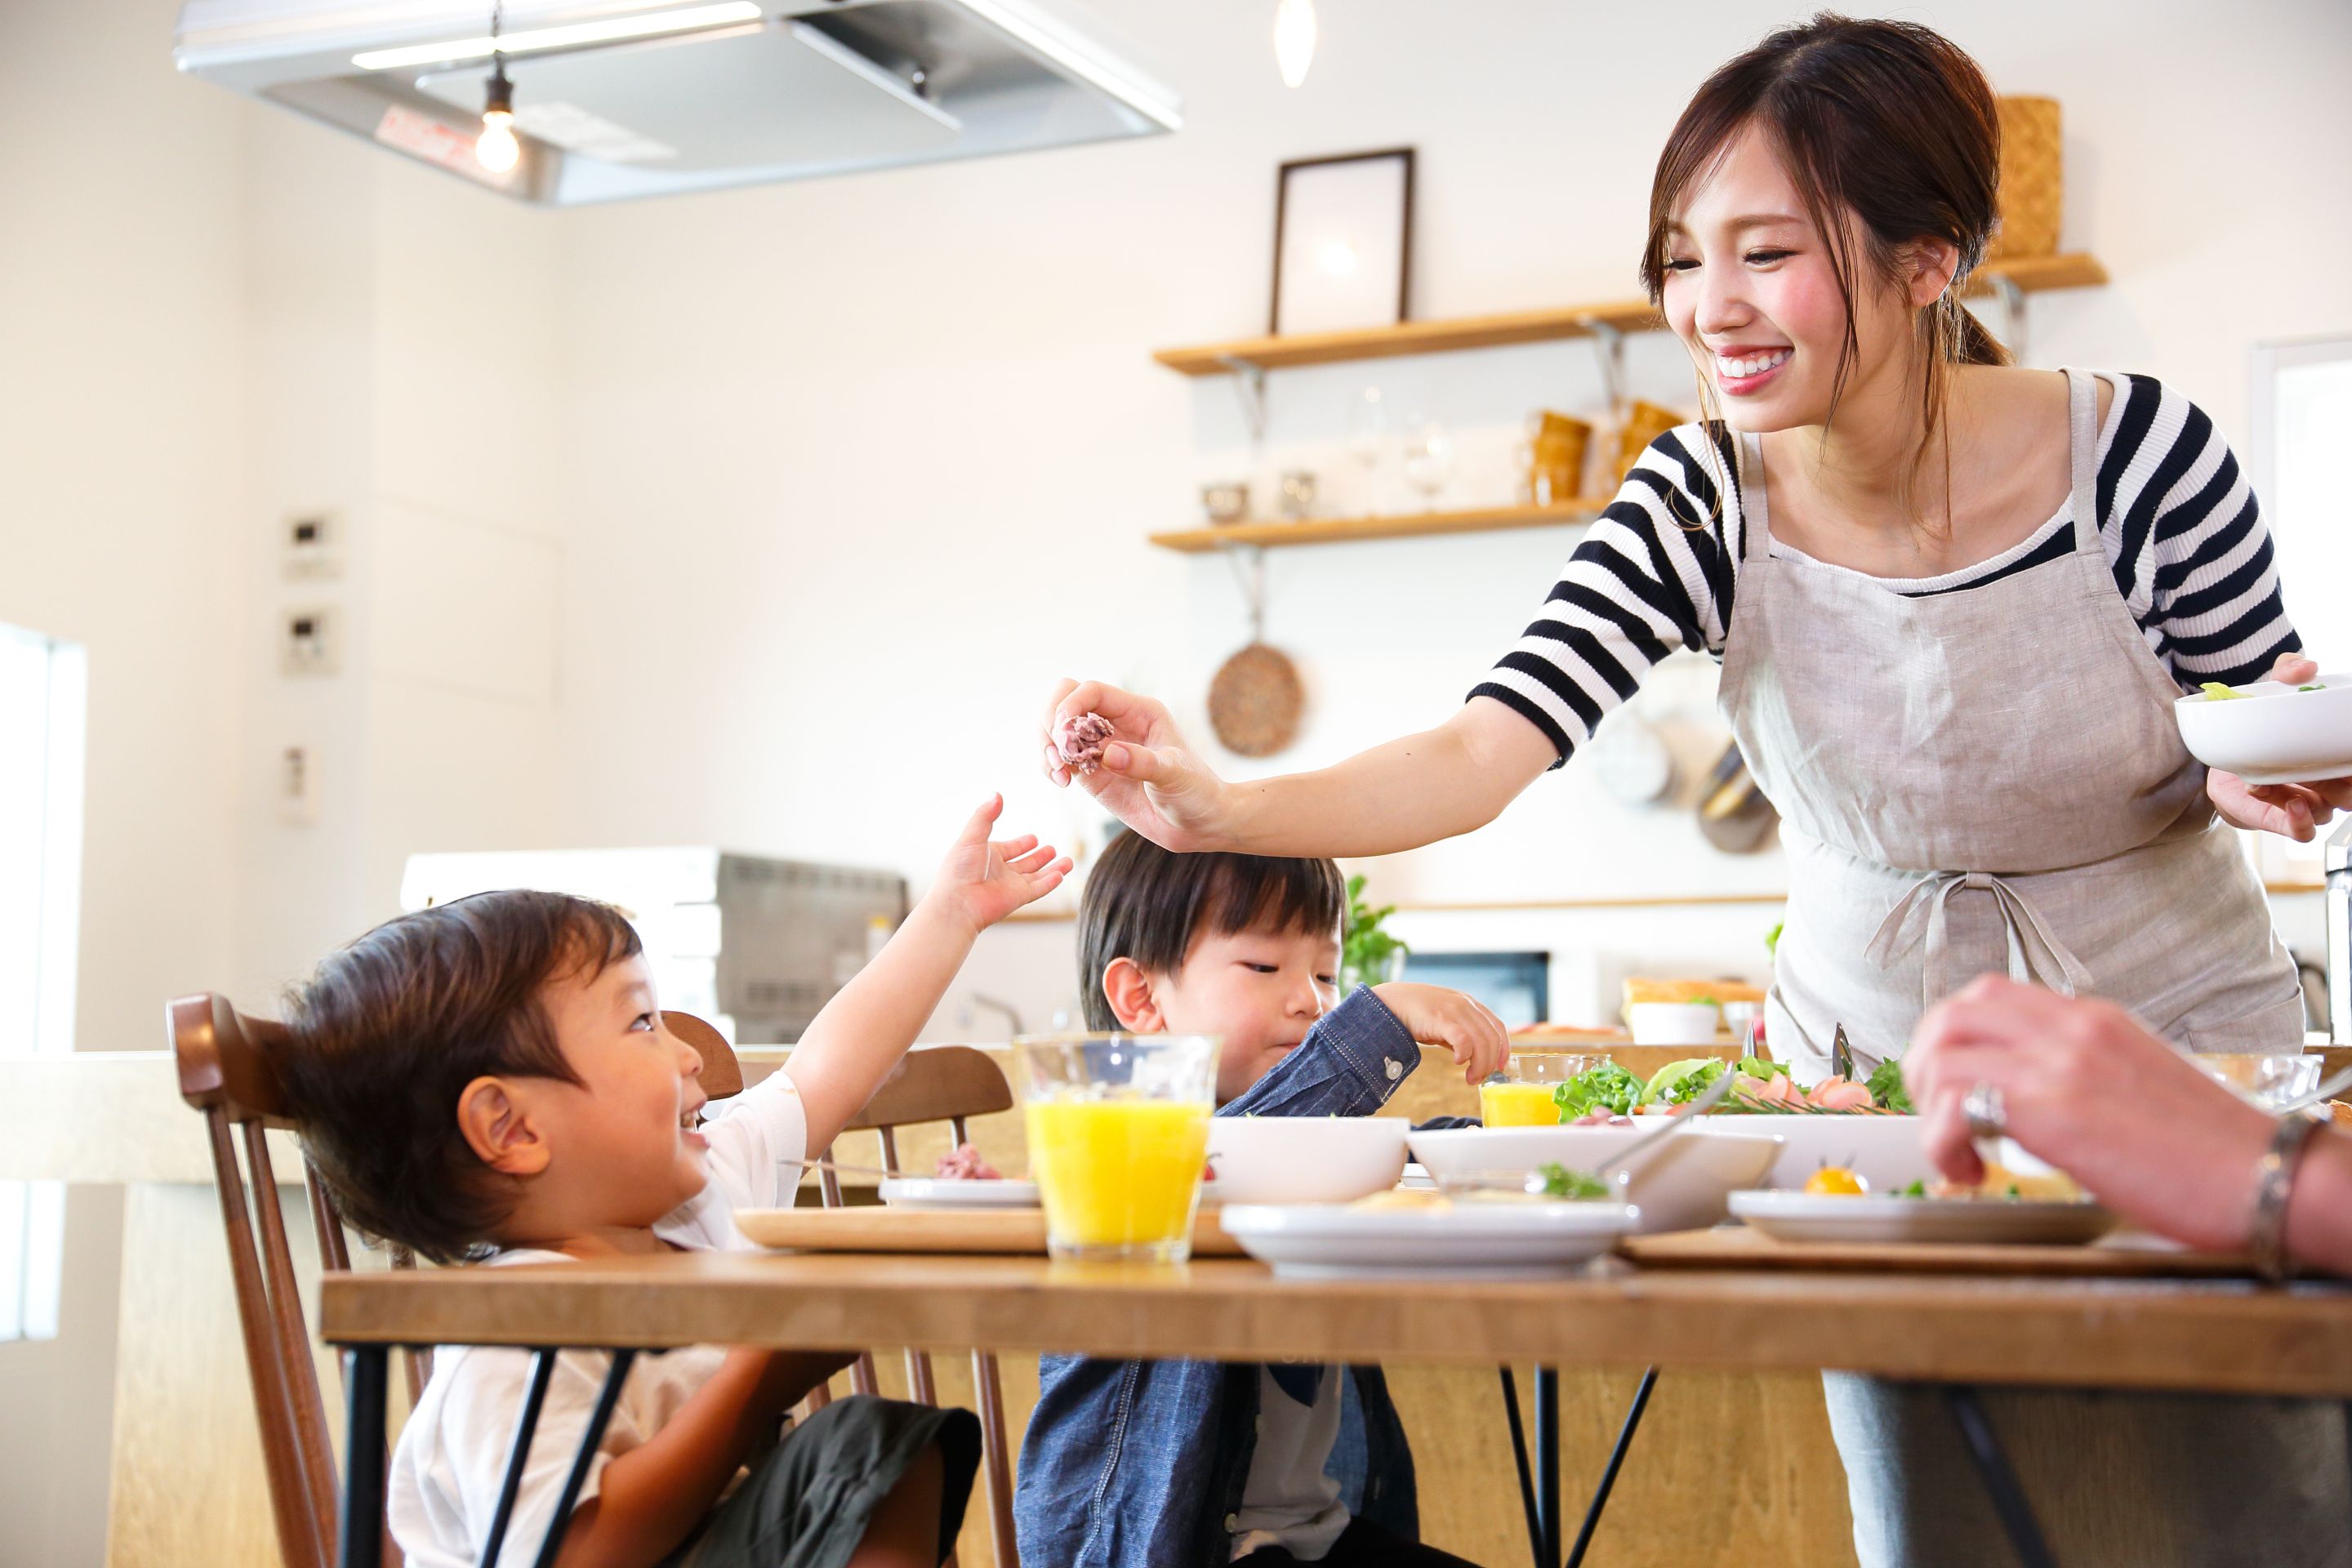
left=476, top=58, right=519, bottom=172
left=1273, top=0, right=1316, bottom=88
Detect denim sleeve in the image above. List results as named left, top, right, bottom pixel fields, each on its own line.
left=1218, top=985, right=1420, bottom=1120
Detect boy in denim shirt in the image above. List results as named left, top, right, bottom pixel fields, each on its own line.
left=1015, top=832, right=1505, bottom=1566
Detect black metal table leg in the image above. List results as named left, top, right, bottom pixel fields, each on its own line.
left=479, top=1349, right=559, bottom=1568
left=1566, top=1365, right=1657, bottom=1568
left=531, top=1349, right=638, bottom=1568
left=1498, top=1367, right=1546, bottom=1568
left=340, top=1346, right=390, bottom=1568
left=1944, top=1385, right=2060, bottom=1568
left=1535, top=1365, right=1561, bottom=1568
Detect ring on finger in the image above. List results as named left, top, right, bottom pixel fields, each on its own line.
left=1962, top=1082, right=2007, bottom=1142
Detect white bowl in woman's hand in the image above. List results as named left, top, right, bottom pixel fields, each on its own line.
left=2175, top=674, right=2352, bottom=786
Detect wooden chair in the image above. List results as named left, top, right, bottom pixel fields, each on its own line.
left=814, top=1045, right=1022, bottom=1568
left=170, top=993, right=738, bottom=1568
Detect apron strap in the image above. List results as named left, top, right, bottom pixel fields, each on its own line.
left=1864, top=870, right=2097, bottom=1015
left=1737, top=430, right=1773, bottom=566
left=2062, top=367, right=2102, bottom=559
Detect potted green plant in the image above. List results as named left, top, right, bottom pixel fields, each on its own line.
left=1340, top=874, right=1410, bottom=991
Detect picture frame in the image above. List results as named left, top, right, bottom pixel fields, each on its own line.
left=1270, top=146, right=1414, bottom=337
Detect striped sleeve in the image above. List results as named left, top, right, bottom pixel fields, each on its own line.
left=2100, top=375, right=2301, bottom=686
left=1469, top=424, right=1740, bottom=764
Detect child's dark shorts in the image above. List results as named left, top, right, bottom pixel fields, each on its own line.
left=661, top=1396, right=979, bottom=1568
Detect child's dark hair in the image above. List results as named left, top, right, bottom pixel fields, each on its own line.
left=274, top=890, right=643, bottom=1263
left=1076, top=831, right=1345, bottom=1031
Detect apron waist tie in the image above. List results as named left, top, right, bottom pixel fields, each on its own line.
left=1863, top=870, right=2096, bottom=1014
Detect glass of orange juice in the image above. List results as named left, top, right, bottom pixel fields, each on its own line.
left=1016, top=1034, right=1218, bottom=1263
left=1479, top=1053, right=1601, bottom=1127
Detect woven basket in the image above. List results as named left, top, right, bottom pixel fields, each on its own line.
left=1989, top=95, right=2061, bottom=261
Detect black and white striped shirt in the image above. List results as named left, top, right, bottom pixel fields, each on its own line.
left=1472, top=373, right=2304, bottom=765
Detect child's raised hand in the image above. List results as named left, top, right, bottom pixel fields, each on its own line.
left=928, top=793, right=1074, bottom=937
left=1371, top=982, right=1512, bottom=1086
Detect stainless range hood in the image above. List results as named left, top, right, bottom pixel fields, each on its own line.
left=174, top=1, right=1180, bottom=204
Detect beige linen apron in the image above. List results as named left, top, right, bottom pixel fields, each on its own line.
left=1715, top=368, right=2347, bottom=1568
left=1720, top=367, right=2305, bottom=1076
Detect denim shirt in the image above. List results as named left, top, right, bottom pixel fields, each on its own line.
left=1014, top=986, right=1428, bottom=1568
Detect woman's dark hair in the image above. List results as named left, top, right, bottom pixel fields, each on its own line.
left=274, top=890, right=643, bottom=1263
left=1076, top=831, right=1346, bottom=1031
left=1640, top=13, right=2010, bottom=524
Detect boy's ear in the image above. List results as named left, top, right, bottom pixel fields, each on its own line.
left=457, top=1076, right=551, bottom=1178
left=1100, top=958, right=1165, bottom=1032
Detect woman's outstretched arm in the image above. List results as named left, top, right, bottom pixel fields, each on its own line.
left=1040, top=684, right=1556, bottom=857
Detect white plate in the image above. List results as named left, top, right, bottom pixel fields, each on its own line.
left=1730, top=1189, right=2118, bottom=1246
left=1408, top=1125, right=1778, bottom=1233
left=877, top=1178, right=1039, bottom=1210
left=2174, top=674, right=2352, bottom=786
left=1218, top=1200, right=1640, bottom=1279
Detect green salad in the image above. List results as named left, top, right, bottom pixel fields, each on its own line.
left=1551, top=1060, right=1645, bottom=1117
left=1535, top=1162, right=1610, bottom=1200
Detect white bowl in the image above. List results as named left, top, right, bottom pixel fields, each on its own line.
left=1627, top=1002, right=1722, bottom=1046
left=1689, top=1115, right=1928, bottom=1193
left=1408, top=1125, right=1780, bottom=1233
left=1203, top=1116, right=1410, bottom=1205
left=2174, top=674, right=2352, bottom=786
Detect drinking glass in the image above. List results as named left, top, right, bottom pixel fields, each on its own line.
left=1479, top=1053, right=1601, bottom=1127
left=1398, top=416, right=1454, bottom=510
left=1016, top=1034, right=1218, bottom=1263
left=2198, top=1051, right=2323, bottom=1112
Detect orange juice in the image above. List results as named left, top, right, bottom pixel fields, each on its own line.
left=1479, top=1080, right=1563, bottom=1127
left=1025, top=1098, right=1212, bottom=1259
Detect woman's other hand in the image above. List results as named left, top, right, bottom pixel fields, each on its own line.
left=1906, top=976, right=2272, bottom=1251
left=2206, top=653, right=2352, bottom=842
left=1040, top=679, right=1232, bottom=852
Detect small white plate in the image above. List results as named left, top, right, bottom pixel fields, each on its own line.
left=877, top=1178, right=1040, bottom=1211
left=1730, top=1189, right=2117, bottom=1246
left=1219, top=1200, right=1640, bottom=1279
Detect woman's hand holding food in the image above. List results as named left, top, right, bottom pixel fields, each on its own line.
left=1040, top=679, right=1233, bottom=852
left=1370, top=982, right=1512, bottom=1086
left=1905, top=976, right=2274, bottom=1251
left=2206, top=653, right=2352, bottom=842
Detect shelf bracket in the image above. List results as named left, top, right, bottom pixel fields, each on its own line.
left=1988, top=274, right=2029, bottom=363
left=1584, top=319, right=1628, bottom=413
left=1222, top=541, right=1270, bottom=639
left=1216, top=356, right=1270, bottom=445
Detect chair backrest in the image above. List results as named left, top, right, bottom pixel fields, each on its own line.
left=170, top=993, right=739, bottom=1568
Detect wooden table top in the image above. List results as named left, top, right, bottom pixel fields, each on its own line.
left=318, top=1250, right=2352, bottom=1398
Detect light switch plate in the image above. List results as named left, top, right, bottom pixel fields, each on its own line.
left=283, top=510, right=344, bottom=579
left=281, top=607, right=340, bottom=676
left=278, top=744, right=321, bottom=826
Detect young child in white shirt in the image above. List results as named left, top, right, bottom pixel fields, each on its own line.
left=277, top=795, right=1069, bottom=1568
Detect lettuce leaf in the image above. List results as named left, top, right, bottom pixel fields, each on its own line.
left=1866, top=1057, right=1913, bottom=1114
left=1553, top=1061, right=1645, bottom=1118
left=1642, top=1057, right=1727, bottom=1106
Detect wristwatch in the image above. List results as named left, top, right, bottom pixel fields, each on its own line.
left=2249, top=1111, right=2328, bottom=1284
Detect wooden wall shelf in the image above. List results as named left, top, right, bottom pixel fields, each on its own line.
left=1149, top=501, right=1602, bottom=553
left=1152, top=252, right=2108, bottom=378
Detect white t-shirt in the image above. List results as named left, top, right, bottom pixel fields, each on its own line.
left=1229, top=1365, right=1350, bottom=1561
left=387, top=1066, right=810, bottom=1568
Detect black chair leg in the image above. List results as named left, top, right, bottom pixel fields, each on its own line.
left=339, top=1347, right=389, bottom=1568
left=1535, top=1365, right=1561, bottom=1567
left=1944, top=1384, right=2060, bottom=1568
left=479, top=1348, right=559, bottom=1568
left=532, top=1349, right=638, bottom=1568
left=1566, top=1366, right=1657, bottom=1568
left=1499, top=1367, right=1546, bottom=1568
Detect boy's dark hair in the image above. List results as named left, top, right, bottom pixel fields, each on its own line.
left=274, top=890, right=643, bottom=1264
left=1076, top=831, right=1346, bottom=1031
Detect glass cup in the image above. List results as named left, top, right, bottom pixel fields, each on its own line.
left=2198, top=1051, right=2323, bottom=1112
left=1479, top=1053, right=1601, bottom=1127
left=1015, top=1034, right=1218, bottom=1263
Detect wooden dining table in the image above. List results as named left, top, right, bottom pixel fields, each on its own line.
left=319, top=1244, right=2352, bottom=1568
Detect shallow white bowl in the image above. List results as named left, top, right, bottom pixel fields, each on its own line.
left=1408, top=1125, right=1779, bottom=1233
left=1687, top=1115, right=1929, bottom=1194
left=1220, top=1200, right=1639, bottom=1279
left=2174, top=674, right=2352, bottom=786
left=1627, top=1002, right=1722, bottom=1046
left=1203, top=1116, right=1410, bottom=1205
